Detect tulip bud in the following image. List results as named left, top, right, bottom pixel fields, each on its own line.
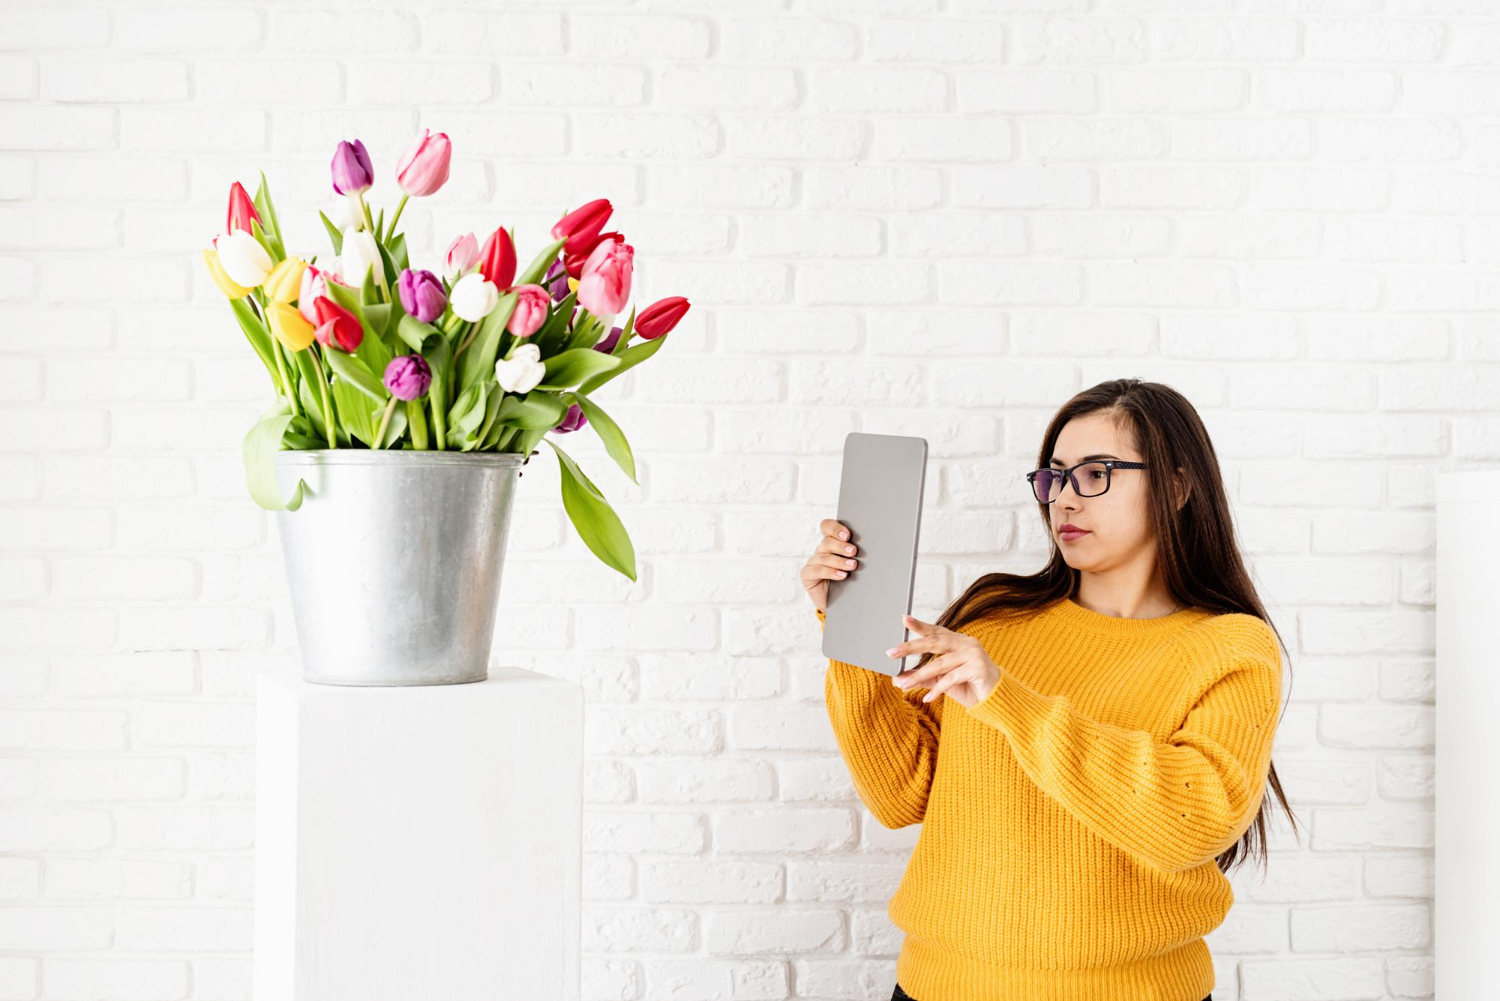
left=298, top=264, right=338, bottom=324
left=312, top=296, right=364, bottom=353
left=214, top=230, right=274, bottom=288
left=264, top=256, right=308, bottom=305
left=635, top=295, right=690, bottom=340
left=478, top=225, right=516, bottom=290
left=494, top=342, right=546, bottom=395
left=340, top=227, right=381, bottom=289
left=226, top=181, right=261, bottom=237
left=592, top=324, right=623, bottom=355
left=506, top=284, right=551, bottom=338
left=577, top=236, right=633, bottom=316
left=449, top=272, right=500, bottom=322
left=395, top=128, right=452, bottom=197
left=553, top=403, right=588, bottom=434
left=397, top=268, right=447, bottom=324
left=331, top=138, right=374, bottom=196
left=268, top=300, right=316, bottom=352
left=383, top=354, right=433, bottom=401
left=202, top=247, right=252, bottom=301
left=444, top=233, right=479, bottom=281
left=551, top=198, right=612, bottom=256
left=543, top=257, right=569, bottom=302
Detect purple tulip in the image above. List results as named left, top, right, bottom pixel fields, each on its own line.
left=592, top=324, right=624, bottom=354
left=383, top=354, right=432, bottom=401
left=554, top=403, right=588, bottom=434
left=543, top=257, right=569, bottom=303
left=397, top=268, right=446, bottom=323
left=331, top=139, right=374, bottom=196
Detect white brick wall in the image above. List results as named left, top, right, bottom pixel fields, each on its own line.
left=5, top=1, right=1494, bottom=998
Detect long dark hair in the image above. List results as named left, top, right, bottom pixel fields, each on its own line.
left=918, top=378, right=1300, bottom=875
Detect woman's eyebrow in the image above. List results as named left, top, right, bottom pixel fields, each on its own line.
left=1048, top=453, right=1121, bottom=466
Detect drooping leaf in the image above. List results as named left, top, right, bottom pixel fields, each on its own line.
left=495, top=390, right=567, bottom=430
left=243, top=397, right=306, bottom=512
left=533, top=348, right=620, bottom=392
left=564, top=390, right=635, bottom=484
left=545, top=437, right=636, bottom=581
left=577, top=330, right=668, bottom=398
left=324, top=347, right=388, bottom=403
left=397, top=314, right=439, bottom=353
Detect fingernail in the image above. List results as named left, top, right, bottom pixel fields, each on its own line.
left=840, top=531, right=848, bottom=540
left=885, top=647, right=898, bottom=657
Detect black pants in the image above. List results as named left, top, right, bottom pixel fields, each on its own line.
left=892, top=986, right=1208, bottom=1001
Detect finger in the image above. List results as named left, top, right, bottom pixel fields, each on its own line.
left=818, top=534, right=857, bottom=557
left=903, top=614, right=940, bottom=635
left=887, top=624, right=954, bottom=660
left=894, top=649, right=963, bottom=689
left=922, top=664, right=977, bottom=703
left=816, top=553, right=855, bottom=577
left=819, top=518, right=851, bottom=542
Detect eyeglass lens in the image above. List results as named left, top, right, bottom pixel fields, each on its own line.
left=1033, top=461, right=1112, bottom=503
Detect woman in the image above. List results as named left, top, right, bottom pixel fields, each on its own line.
left=801, top=379, right=1300, bottom=1001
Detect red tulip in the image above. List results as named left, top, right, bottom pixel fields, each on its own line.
left=226, top=181, right=261, bottom=236
left=551, top=198, right=612, bottom=257
left=478, top=225, right=516, bottom=290
left=635, top=295, right=690, bottom=340
left=312, top=295, right=363, bottom=353
left=565, top=230, right=621, bottom=279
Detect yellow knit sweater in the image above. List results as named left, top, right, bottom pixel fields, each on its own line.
left=815, top=595, right=1283, bottom=1001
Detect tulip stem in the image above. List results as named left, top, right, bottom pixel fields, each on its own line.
left=383, top=194, right=408, bottom=243
left=309, top=349, right=337, bottom=449
left=431, top=391, right=447, bottom=450
left=452, top=321, right=477, bottom=360
left=374, top=396, right=399, bottom=449
left=272, top=339, right=301, bottom=418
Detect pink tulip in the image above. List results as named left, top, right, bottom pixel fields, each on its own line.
left=577, top=236, right=633, bottom=315
left=444, top=233, right=478, bottom=280
left=506, top=284, right=551, bottom=338
left=298, top=264, right=343, bottom=324
left=395, top=129, right=452, bottom=197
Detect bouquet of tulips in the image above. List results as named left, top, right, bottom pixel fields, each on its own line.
left=201, top=130, right=689, bottom=581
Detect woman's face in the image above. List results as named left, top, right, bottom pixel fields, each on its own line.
left=1043, top=413, right=1155, bottom=573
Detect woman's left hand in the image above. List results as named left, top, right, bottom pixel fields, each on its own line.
left=888, top=614, right=1002, bottom=709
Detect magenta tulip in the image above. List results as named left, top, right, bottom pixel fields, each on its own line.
left=331, top=138, right=373, bottom=196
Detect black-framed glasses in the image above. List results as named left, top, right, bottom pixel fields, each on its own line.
left=1026, top=460, right=1147, bottom=504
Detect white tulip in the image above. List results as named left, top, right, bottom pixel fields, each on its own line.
left=494, top=343, right=545, bottom=394
left=450, top=272, right=500, bottom=322
left=340, top=227, right=381, bottom=289
left=215, top=229, right=273, bottom=287
left=323, top=196, right=356, bottom=232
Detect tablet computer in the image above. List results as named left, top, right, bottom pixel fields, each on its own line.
left=821, top=432, right=928, bottom=678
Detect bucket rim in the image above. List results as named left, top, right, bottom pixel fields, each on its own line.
left=274, top=449, right=533, bottom=467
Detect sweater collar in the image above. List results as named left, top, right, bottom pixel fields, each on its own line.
left=1044, top=595, right=1205, bottom=636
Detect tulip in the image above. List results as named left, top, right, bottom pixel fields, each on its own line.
left=395, top=129, right=451, bottom=197
left=506, top=284, right=550, bottom=338
left=551, top=198, right=612, bottom=256
left=298, top=264, right=340, bottom=324
left=226, top=181, right=261, bottom=237
left=577, top=236, right=633, bottom=315
left=445, top=233, right=479, bottom=281
left=264, top=256, right=308, bottom=305
left=397, top=268, right=446, bottom=324
left=449, top=271, right=500, bottom=322
left=543, top=257, right=569, bottom=302
left=478, top=225, right=516, bottom=290
left=202, top=247, right=252, bottom=301
left=340, top=227, right=381, bottom=290
left=312, top=296, right=363, bottom=353
left=635, top=295, right=690, bottom=340
left=554, top=403, right=588, bottom=434
left=384, top=354, right=433, bottom=401
left=592, top=324, right=623, bottom=354
left=268, top=300, right=316, bottom=352
left=214, top=229, right=274, bottom=288
left=331, top=138, right=373, bottom=196
left=564, top=230, right=621, bottom=279
left=494, top=342, right=546, bottom=394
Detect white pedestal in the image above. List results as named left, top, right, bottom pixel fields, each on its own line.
left=253, top=664, right=583, bottom=1001
left=1436, top=469, right=1500, bottom=997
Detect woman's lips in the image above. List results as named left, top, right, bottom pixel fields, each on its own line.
left=1059, top=528, right=1090, bottom=541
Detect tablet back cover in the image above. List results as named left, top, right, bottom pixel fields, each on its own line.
left=821, top=432, right=927, bottom=677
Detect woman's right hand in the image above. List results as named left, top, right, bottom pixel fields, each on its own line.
left=801, top=518, right=858, bottom=614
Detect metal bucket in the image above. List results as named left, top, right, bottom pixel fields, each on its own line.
left=272, top=450, right=527, bottom=686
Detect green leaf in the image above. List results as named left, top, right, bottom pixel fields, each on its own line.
left=324, top=347, right=388, bottom=403
left=533, top=290, right=576, bottom=358
left=319, top=210, right=344, bottom=255
left=563, top=390, right=636, bottom=484
left=422, top=333, right=453, bottom=428
left=390, top=231, right=409, bottom=272
left=331, top=378, right=379, bottom=446
left=577, top=330, right=668, bottom=398
left=252, top=170, right=285, bottom=259
left=516, top=237, right=567, bottom=286
left=229, top=298, right=280, bottom=390
left=372, top=398, right=407, bottom=449
left=495, top=390, right=567, bottom=430
left=544, top=437, right=636, bottom=581
left=324, top=279, right=393, bottom=379
left=458, top=293, right=518, bottom=395
left=397, top=314, right=439, bottom=353
left=446, top=383, right=488, bottom=449
left=243, top=397, right=306, bottom=512
left=473, top=382, right=503, bottom=450
left=406, top=397, right=429, bottom=450
left=534, top=348, right=621, bottom=392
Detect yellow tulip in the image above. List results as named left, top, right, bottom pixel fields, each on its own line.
left=202, top=247, right=251, bottom=301
left=567, top=275, right=579, bottom=294
left=268, top=300, right=316, bottom=352
left=265, top=256, right=308, bottom=304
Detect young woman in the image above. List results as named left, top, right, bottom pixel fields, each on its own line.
left=801, top=379, right=1299, bottom=1001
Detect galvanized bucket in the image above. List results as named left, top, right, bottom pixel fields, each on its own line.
left=272, top=450, right=528, bottom=686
